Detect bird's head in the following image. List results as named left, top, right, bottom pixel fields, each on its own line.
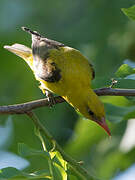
left=86, top=90, right=111, bottom=136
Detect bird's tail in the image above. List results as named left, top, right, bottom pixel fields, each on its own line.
left=4, top=44, right=33, bottom=70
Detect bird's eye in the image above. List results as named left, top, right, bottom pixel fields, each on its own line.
left=88, top=109, right=94, bottom=116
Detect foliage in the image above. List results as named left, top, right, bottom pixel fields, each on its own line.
left=1, top=1, right=135, bottom=180
left=122, top=5, right=135, bottom=20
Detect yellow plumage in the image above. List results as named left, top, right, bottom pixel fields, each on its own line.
left=44, top=48, right=104, bottom=118
left=4, top=27, right=110, bottom=135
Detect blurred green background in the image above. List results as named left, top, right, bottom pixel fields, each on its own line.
left=1, top=0, right=135, bottom=179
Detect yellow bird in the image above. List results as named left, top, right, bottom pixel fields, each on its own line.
left=4, top=27, right=110, bottom=136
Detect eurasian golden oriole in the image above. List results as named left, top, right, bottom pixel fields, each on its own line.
left=4, top=27, right=110, bottom=136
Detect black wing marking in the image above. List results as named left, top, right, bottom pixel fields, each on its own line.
left=36, top=60, right=61, bottom=83
left=89, top=63, right=95, bottom=80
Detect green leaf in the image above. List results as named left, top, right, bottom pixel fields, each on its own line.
left=105, top=103, right=135, bottom=123
left=97, top=148, right=135, bottom=179
left=101, top=96, right=133, bottom=107
left=115, top=64, right=135, bottom=78
left=0, top=167, right=51, bottom=179
left=122, top=5, right=135, bottom=20
left=64, top=118, right=107, bottom=158
left=51, top=162, right=67, bottom=180
left=18, top=143, right=50, bottom=159
left=0, top=167, right=20, bottom=179
left=50, top=151, right=83, bottom=180
left=49, top=151, right=68, bottom=180
left=50, top=151, right=67, bottom=171
left=22, top=169, right=51, bottom=179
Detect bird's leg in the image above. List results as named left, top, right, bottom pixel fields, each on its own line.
left=45, top=90, right=56, bottom=107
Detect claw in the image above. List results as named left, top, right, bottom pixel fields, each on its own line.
left=45, top=90, right=56, bottom=107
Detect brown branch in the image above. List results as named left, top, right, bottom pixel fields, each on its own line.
left=1, top=87, right=135, bottom=115
left=94, top=87, right=135, bottom=96
left=0, top=96, right=64, bottom=115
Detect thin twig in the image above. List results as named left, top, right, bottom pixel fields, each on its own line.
left=26, top=111, right=93, bottom=180
left=27, top=111, right=55, bottom=179
left=94, top=87, right=135, bottom=96
left=1, top=88, right=135, bottom=114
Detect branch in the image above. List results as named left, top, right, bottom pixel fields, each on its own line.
left=95, top=87, right=135, bottom=96
left=1, top=87, right=135, bottom=179
left=0, top=87, right=135, bottom=114
left=0, top=96, right=64, bottom=115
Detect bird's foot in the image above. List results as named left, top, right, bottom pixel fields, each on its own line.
left=45, top=90, right=56, bottom=107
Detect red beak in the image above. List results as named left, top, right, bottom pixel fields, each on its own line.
left=96, top=117, right=111, bottom=136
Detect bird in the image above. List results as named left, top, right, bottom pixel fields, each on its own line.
left=4, top=27, right=111, bottom=136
